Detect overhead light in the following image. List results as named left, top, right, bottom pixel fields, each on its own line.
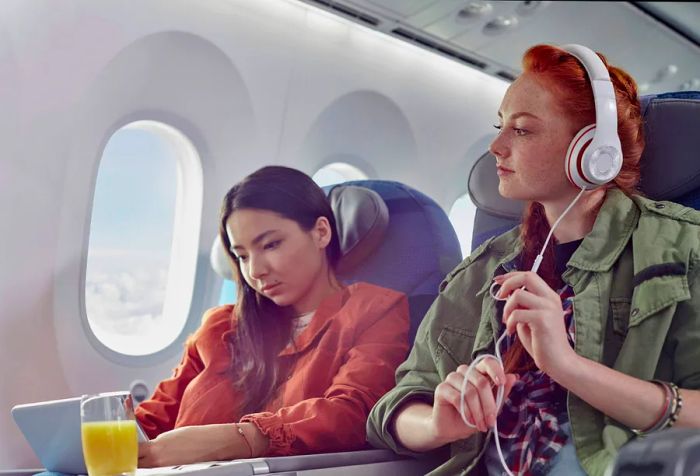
left=652, top=64, right=678, bottom=83
left=483, top=15, right=519, bottom=35
left=456, top=1, right=493, bottom=22
left=679, top=78, right=700, bottom=90
left=515, top=1, right=548, bottom=17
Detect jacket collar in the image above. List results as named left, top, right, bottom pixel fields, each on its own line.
left=565, top=188, right=639, bottom=274
left=278, top=285, right=350, bottom=357
left=475, top=229, right=523, bottom=298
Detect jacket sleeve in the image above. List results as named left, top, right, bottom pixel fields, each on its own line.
left=366, top=252, right=489, bottom=457
left=671, top=253, right=700, bottom=389
left=134, top=310, right=215, bottom=438
left=240, top=294, right=410, bottom=456
left=365, top=293, right=443, bottom=457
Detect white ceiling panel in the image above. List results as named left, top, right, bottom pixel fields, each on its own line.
left=469, top=2, right=700, bottom=92
left=638, top=1, right=700, bottom=44
left=422, top=2, right=518, bottom=41
left=313, top=0, right=700, bottom=94
left=364, top=0, right=442, bottom=18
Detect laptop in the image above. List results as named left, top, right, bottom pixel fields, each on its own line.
left=11, top=396, right=148, bottom=475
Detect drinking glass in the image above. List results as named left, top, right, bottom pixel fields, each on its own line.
left=80, top=391, right=138, bottom=476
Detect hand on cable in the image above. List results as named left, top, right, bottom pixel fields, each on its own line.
left=429, top=360, right=517, bottom=444
left=494, top=271, right=577, bottom=379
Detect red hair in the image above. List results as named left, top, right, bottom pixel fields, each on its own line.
left=502, top=45, right=645, bottom=374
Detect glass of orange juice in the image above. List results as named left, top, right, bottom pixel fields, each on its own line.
left=80, top=391, right=138, bottom=476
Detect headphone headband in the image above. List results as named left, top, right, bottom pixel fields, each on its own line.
left=561, top=44, right=623, bottom=189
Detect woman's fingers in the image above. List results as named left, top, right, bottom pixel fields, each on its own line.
left=470, top=371, right=498, bottom=429
left=435, top=381, right=464, bottom=411
left=446, top=370, right=497, bottom=431
left=495, top=271, right=557, bottom=300
left=475, top=357, right=506, bottom=387
left=438, top=368, right=521, bottom=435
left=435, top=381, right=475, bottom=426
left=505, top=309, right=540, bottom=335
left=501, top=288, right=551, bottom=321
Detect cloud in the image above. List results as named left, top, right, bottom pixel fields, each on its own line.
left=85, top=252, right=185, bottom=355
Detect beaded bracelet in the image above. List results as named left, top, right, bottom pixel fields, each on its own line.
left=666, top=382, right=684, bottom=428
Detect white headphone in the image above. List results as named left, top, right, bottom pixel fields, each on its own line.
left=562, top=44, right=623, bottom=190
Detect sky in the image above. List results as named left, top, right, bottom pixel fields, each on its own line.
left=85, top=127, right=179, bottom=355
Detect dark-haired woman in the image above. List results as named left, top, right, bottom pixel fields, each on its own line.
left=136, top=166, right=409, bottom=467
left=367, top=44, right=700, bottom=476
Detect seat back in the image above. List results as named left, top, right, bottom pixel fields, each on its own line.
left=331, top=180, right=462, bottom=343
left=212, top=179, right=462, bottom=344
left=467, top=91, right=700, bottom=250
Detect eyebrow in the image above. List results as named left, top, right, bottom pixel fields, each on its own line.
left=231, top=229, right=279, bottom=251
left=496, top=111, right=542, bottom=121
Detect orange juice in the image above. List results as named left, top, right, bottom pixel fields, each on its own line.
left=81, top=420, right=138, bottom=476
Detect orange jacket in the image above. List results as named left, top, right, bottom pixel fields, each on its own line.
left=135, top=282, right=409, bottom=456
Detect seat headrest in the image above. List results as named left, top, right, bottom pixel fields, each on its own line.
left=468, top=152, right=522, bottom=220
left=467, top=91, right=700, bottom=218
left=638, top=92, right=700, bottom=199
left=210, top=184, right=389, bottom=280
left=327, top=184, right=390, bottom=273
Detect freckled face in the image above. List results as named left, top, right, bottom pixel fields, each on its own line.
left=489, top=73, right=580, bottom=203
left=226, top=209, right=329, bottom=312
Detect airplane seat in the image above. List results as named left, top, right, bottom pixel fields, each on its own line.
left=212, top=179, right=463, bottom=345
left=327, top=179, right=463, bottom=345
left=468, top=91, right=700, bottom=475
left=467, top=90, right=700, bottom=252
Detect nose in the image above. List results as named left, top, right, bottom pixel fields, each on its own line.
left=489, top=131, right=508, bottom=159
left=247, top=252, right=269, bottom=281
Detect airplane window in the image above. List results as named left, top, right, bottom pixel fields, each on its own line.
left=448, top=193, right=477, bottom=259
left=219, top=279, right=237, bottom=305
left=85, top=121, right=202, bottom=356
left=312, top=162, right=368, bottom=187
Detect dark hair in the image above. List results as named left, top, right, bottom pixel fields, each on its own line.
left=501, top=45, right=645, bottom=374
left=219, top=166, right=341, bottom=415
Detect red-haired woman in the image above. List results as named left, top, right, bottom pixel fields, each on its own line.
left=367, top=44, right=700, bottom=476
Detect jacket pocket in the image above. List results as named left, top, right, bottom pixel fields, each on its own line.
left=436, top=326, right=477, bottom=368
left=609, top=297, right=631, bottom=336
left=629, top=274, right=690, bottom=328
left=603, top=297, right=632, bottom=367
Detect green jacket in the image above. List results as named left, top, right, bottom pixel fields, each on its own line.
left=367, top=189, right=700, bottom=475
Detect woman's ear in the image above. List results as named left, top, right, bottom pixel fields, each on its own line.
left=312, top=216, right=333, bottom=250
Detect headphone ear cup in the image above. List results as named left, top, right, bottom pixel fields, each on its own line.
left=565, top=124, right=597, bottom=189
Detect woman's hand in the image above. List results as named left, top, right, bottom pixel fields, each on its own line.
left=495, top=271, right=578, bottom=378
left=138, top=423, right=260, bottom=468
left=429, top=359, right=517, bottom=445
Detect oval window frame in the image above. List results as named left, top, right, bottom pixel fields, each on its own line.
left=312, top=161, right=369, bottom=187
left=82, top=120, right=203, bottom=360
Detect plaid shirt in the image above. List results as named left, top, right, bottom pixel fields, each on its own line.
left=493, top=285, right=576, bottom=476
